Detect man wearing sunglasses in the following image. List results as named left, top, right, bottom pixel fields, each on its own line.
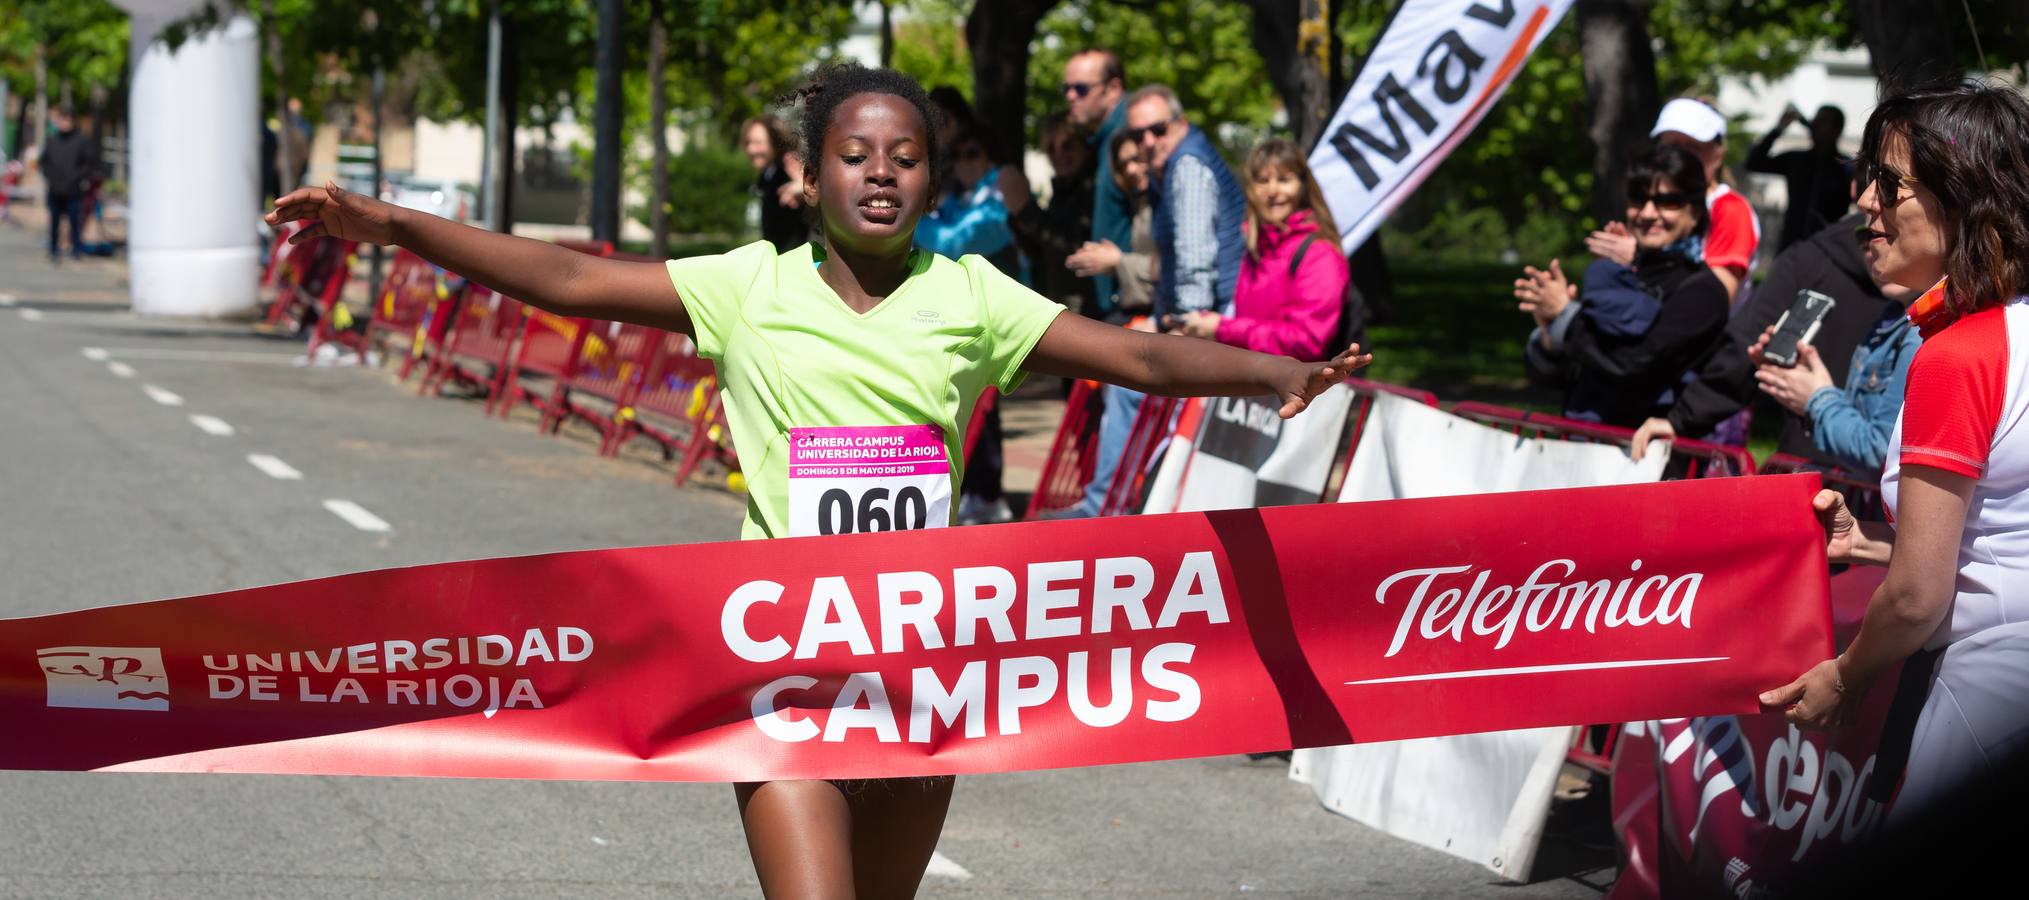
left=1054, top=84, right=1248, bottom=520
left=1062, top=48, right=1133, bottom=321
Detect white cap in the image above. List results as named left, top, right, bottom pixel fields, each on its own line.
left=1650, top=98, right=1727, bottom=143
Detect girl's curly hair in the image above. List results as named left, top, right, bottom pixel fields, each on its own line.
left=780, top=63, right=946, bottom=190
left=1862, top=78, right=2029, bottom=316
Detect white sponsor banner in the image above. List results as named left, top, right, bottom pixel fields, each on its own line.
left=1337, top=391, right=1669, bottom=503
left=1310, top=0, right=1575, bottom=252
left=1291, top=392, right=1667, bottom=881
left=1139, top=386, right=1356, bottom=514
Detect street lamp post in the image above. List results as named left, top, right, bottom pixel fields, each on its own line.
left=590, top=0, right=622, bottom=245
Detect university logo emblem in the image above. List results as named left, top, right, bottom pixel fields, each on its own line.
left=37, top=646, right=170, bottom=711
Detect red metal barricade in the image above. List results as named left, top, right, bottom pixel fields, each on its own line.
left=1446, top=401, right=1757, bottom=478
left=1021, top=380, right=1109, bottom=521
left=420, top=285, right=526, bottom=408
left=1096, top=395, right=1187, bottom=516
left=365, top=250, right=453, bottom=382
left=260, top=221, right=305, bottom=292
left=266, top=236, right=358, bottom=340
left=540, top=320, right=660, bottom=455
left=611, top=332, right=736, bottom=486
left=496, top=310, right=587, bottom=418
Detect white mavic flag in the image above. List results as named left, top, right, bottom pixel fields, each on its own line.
left=1310, top=0, right=1575, bottom=252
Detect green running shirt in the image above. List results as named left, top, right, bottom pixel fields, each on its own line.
left=667, top=240, right=1066, bottom=539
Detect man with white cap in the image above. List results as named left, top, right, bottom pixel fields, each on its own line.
left=1650, top=97, right=1760, bottom=303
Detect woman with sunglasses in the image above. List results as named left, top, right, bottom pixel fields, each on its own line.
left=1761, top=80, right=2029, bottom=829
left=1517, top=144, right=1730, bottom=429
left=1067, top=130, right=1158, bottom=321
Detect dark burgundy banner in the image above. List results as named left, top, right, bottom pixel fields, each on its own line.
left=2, top=476, right=1832, bottom=782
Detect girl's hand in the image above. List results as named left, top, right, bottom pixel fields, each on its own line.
left=267, top=181, right=398, bottom=246
left=1172, top=311, right=1221, bottom=340
left=1813, top=488, right=1860, bottom=563
left=1755, top=342, right=1833, bottom=415
left=1760, top=656, right=1866, bottom=730
left=1275, top=343, right=1372, bottom=418
left=1067, top=240, right=1123, bottom=277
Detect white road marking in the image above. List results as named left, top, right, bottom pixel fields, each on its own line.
left=246, top=454, right=303, bottom=480
left=0, top=293, right=15, bottom=306
left=19, top=308, right=43, bottom=321
left=90, top=347, right=303, bottom=365
left=106, top=361, right=136, bottom=378
left=141, top=384, right=185, bottom=407
left=1344, top=656, right=1730, bottom=686
left=926, top=851, right=973, bottom=880
left=322, top=499, right=391, bottom=533
left=189, top=415, right=236, bottom=436
left=81, top=347, right=110, bottom=361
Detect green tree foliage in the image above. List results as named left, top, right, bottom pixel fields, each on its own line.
left=885, top=0, right=1278, bottom=155
left=890, top=0, right=976, bottom=102
left=1028, top=1, right=1277, bottom=154
left=657, top=0, right=857, bottom=139
left=409, top=0, right=602, bottom=131
left=0, top=0, right=129, bottom=110
left=633, top=143, right=753, bottom=235
left=1370, top=0, right=1868, bottom=260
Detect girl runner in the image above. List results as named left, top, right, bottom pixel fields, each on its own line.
left=268, top=64, right=1370, bottom=899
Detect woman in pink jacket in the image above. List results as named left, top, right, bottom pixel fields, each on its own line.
left=1170, top=138, right=1349, bottom=359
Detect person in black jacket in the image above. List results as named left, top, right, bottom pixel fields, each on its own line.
left=39, top=107, right=98, bottom=263
left=1002, top=111, right=1098, bottom=313
left=740, top=114, right=806, bottom=253
left=1630, top=212, right=1914, bottom=466
left=1518, top=145, right=1730, bottom=429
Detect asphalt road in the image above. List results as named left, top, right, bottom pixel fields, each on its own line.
left=0, top=226, right=1613, bottom=898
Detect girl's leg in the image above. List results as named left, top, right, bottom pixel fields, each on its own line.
left=735, top=780, right=854, bottom=900
left=734, top=776, right=956, bottom=900
left=844, top=775, right=955, bottom=900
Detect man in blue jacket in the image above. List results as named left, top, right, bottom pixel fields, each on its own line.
left=1057, top=84, right=1247, bottom=519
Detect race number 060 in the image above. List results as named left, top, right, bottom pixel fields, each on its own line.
left=816, top=486, right=928, bottom=534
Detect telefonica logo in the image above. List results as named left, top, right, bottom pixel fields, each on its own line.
left=37, top=646, right=171, bottom=711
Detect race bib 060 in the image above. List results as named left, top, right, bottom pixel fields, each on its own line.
left=787, top=425, right=952, bottom=537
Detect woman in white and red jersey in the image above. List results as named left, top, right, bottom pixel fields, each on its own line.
left=1762, top=80, right=2029, bottom=821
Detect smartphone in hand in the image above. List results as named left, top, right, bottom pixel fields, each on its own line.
left=1763, top=289, right=1838, bottom=367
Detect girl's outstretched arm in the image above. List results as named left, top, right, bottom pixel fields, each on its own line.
left=1023, top=312, right=1372, bottom=418
left=267, top=183, right=690, bottom=334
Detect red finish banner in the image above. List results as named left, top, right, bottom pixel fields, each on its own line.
left=2, top=476, right=1833, bottom=782
left=1608, top=567, right=1894, bottom=899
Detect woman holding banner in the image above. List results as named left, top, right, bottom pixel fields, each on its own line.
left=269, top=63, right=1369, bottom=900
left=1762, top=79, right=2029, bottom=825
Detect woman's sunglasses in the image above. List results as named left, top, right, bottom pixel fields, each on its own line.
left=1855, top=157, right=1920, bottom=205
left=1625, top=183, right=1691, bottom=211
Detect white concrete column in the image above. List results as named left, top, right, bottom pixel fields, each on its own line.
left=123, top=10, right=260, bottom=316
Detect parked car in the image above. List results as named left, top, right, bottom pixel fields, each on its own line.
left=387, top=176, right=477, bottom=223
